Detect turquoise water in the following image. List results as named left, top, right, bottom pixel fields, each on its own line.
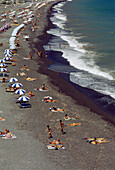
left=44, top=0, right=115, bottom=107
left=63, top=0, right=115, bottom=76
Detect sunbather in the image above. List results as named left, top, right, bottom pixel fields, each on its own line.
left=45, top=125, right=53, bottom=139
left=0, top=77, right=8, bottom=82
left=66, top=123, right=82, bottom=127
left=25, top=77, right=37, bottom=81
left=84, top=137, right=110, bottom=144
left=64, top=114, right=80, bottom=120
left=28, top=91, right=35, bottom=97
left=43, top=97, right=58, bottom=103
left=39, top=84, right=49, bottom=91
left=5, top=87, right=15, bottom=92
left=50, top=107, right=65, bottom=112
left=16, top=72, right=27, bottom=76
left=0, top=117, right=5, bottom=121
left=49, top=138, right=65, bottom=145
left=0, top=129, right=9, bottom=135
left=20, top=65, right=30, bottom=71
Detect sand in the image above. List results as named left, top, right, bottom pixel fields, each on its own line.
left=0, top=1, right=115, bottom=170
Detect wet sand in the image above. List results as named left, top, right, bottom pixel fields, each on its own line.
left=0, top=1, right=115, bottom=170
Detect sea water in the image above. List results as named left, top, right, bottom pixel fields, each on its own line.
left=44, top=0, right=115, bottom=115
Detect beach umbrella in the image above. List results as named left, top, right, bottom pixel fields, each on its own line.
left=15, top=89, right=26, bottom=95
left=0, top=63, right=6, bottom=67
left=18, top=96, right=30, bottom=102
left=12, top=83, right=23, bottom=88
left=4, top=53, right=12, bottom=57
left=4, top=57, right=11, bottom=61
left=0, top=68, right=7, bottom=72
left=4, top=51, right=12, bottom=55
left=0, top=59, right=6, bottom=63
left=9, top=77, right=18, bottom=83
left=4, top=49, right=12, bottom=52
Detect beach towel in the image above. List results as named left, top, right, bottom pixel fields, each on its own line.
left=2, top=135, right=16, bottom=139
left=39, top=88, right=49, bottom=92
left=0, top=117, right=5, bottom=121
left=47, top=145, right=65, bottom=150
left=65, top=123, right=82, bottom=127
left=16, top=72, right=27, bottom=76
left=23, top=57, right=31, bottom=60
left=64, top=117, right=77, bottom=120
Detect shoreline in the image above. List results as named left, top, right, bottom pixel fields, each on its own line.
left=34, top=2, right=115, bottom=125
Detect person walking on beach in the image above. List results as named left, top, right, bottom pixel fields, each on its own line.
left=29, top=52, right=33, bottom=60
left=45, top=125, right=53, bottom=139
left=60, top=120, right=65, bottom=134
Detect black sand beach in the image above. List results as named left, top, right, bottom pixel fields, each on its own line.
left=0, top=1, right=115, bottom=169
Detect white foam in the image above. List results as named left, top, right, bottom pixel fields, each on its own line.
left=70, top=72, right=115, bottom=99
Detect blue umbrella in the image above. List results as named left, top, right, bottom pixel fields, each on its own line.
left=4, top=53, right=12, bottom=57
left=0, top=68, right=7, bottom=72
left=4, top=57, right=11, bottom=61
left=9, top=77, right=18, bottom=82
left=15, top=89, right=26, bottom=95
left=0, top=59, right=6, bottom=63
left=0, top=63, right=6, bottom=67
left=12, top=83, right=23, bottom=88
left=18, top=96, right=30, bottom=102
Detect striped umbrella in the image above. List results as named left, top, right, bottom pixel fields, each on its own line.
left=4, top=49, right=12, bottom=53
left=4, top=57, right=11, bottom=61
left=15, top=89, right=26, bottom=95
left=4, top=51, right=12, bottom=55
left=18, top=96, right=30, bottom=102
left=0, top=63, right=6, bottom=67
left=0, top=68, right=7, bottom=72
left=9, top=77, right=18, bottom=82
left=4, top=53, right=12, bottom=57
left=0, top=59, right=6, bottom=63
left=12, top=83, right=23, bottom=88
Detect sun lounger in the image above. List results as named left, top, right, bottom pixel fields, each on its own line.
left=5, top=89, right=15, bottom=92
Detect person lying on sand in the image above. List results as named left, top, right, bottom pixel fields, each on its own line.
left=20, top=65, right=30, bottom=71
left=5, top=87, right=15, bottom=92
left=40, top=84, right=49, bottom=91
left=0, top=77, right=9, bottom=83
left=28, top=91, right=35, bottom=97
left=0, top=129, right=10, bottom=135
left=50, top=107, right=65, bottom=112
left=43, top=96, right=58, bottom=103
left=45, top=125, right=53, bottom=139
left=66, top=123, right=82, bottom=127
left=49, top=138, right=65, bottom=145
left=25, top=77, right=37, bottom=81
left=0, top=117, right=5, bottom=121
left=64, top=114, right=81, bottom=120
left=16, top=72, right=27, bottom=76
left=83, top=137, right=110, bottom=144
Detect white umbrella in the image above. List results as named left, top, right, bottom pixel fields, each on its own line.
left=0, top=68, right=7, bottom=72
left=9, top=77, right=18, bottom=83
left=12, top=83, right=23, bottom=88
left=4, top=53, right=12, bottom=57
left=0, top=59, right=6, bottom=63
left=15, top=89, right=26, bottom=95
left=18, top=96, right=30, bottom=102
left=0, top=63, right=6, bottom=67
left=4, top=57, right=11, bottom=61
